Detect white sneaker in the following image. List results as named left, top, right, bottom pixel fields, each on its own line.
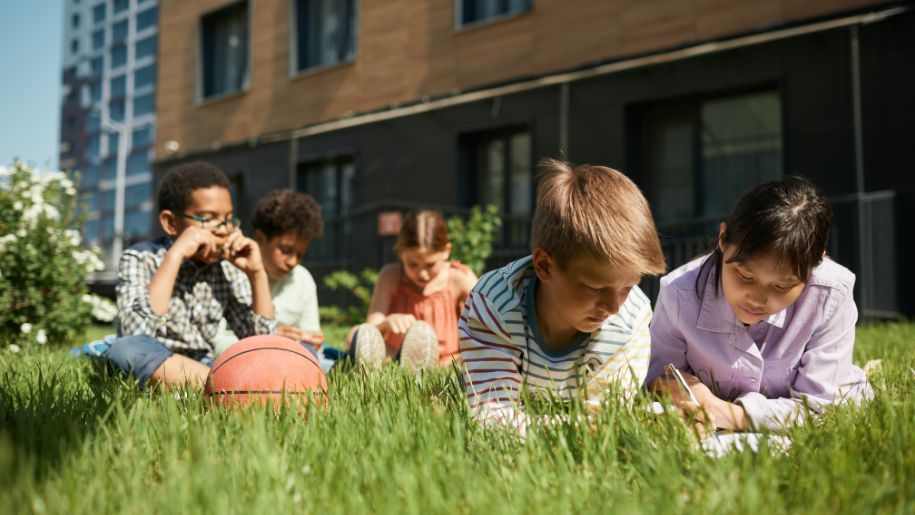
left=352, top=324, right=386, bottom=370
left=400, top=321, right=439, bottom=374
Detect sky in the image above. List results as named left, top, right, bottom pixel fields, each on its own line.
left=0, top=2, right=64, bottom=170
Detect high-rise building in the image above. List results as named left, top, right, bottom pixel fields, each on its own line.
left=59, top=0, right=159, bottom=280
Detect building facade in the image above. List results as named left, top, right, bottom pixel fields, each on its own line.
left=59, top=0, right=160, bottom=279
left=153, top=0, right=915, bottom=317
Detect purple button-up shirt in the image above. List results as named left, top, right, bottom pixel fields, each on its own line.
left=646, top=255, right=872, bottom=431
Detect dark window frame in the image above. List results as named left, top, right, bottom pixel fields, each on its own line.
left=198, top=1, right=251, bottom=102
left=295, top=155, right=356, bottom=262
left=290, top=0, right=359, bottom=76
left=455, top=0, right=533, bottom=30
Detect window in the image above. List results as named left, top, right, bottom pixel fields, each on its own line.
left=92, top=29, right=105, bottom=50
left=135, top=35, right=157, bottom=60
left=99, top=217, right=115, bottom=241
left=72, top=13, right=81, bottom=28
left=110, top=74, right=126, bottom=98
left=127, top=150, right=149, bottom=177
left=293, top=0, right=357, bottom=73
left=296, top=157, right=355, bottom=260
left=125, top=209, right=152, bottom=239
left=458, top=0, right=531, bottom=27
left=100, top=187, right=116, bottom=213
left=84, top=219, right=100, bottom=243
left=71, top=39, right=80, bottom=54
left=109, top=97, right=125, bottom=121
left=93, top=3, right=106, bottom=24
left=89, top=80, right=102, bottom=102
left=112, top=19, right=128, bottom=43
left=88, top=133, right=101, bottom=160
left=137, top=6, right=158, bottom=32
left=100, top=158, right=117, bottom=182
left=108, top=132, right=120, bottom=157
left=460, top=127, right=532, bottom=248
left=126, top=181, right=153, bottom=210
left=134, top=64, right=156, bottom=90
left=81, top=164, right=100, bottom=188
left=133, top=93, right=155, bottom=116
left=201, top=2, right=249, bottom=99
left=132, top=125, right=154, bottom=147
left=113, top=0, right=129, bottom=15
left=111, top=44, right=127, bottom=68
left=638, top=90, right=783, bottom=225
left=91, top=56, right=104, bottom=75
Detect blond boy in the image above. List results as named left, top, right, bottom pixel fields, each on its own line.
left=459, top=159, right=666, bottom=433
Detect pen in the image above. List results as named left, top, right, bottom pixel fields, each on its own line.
left=665, top=363, right=700, bottom=405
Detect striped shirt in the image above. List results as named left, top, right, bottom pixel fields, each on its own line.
left=459, top=256, right=653, bottom=432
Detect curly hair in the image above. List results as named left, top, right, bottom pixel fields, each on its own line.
left=157, top=161, right=231, bottom=213
left=252, top=190, right=324, bottom=241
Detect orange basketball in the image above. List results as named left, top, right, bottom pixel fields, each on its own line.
left=205, top=335, right=327, bottom=409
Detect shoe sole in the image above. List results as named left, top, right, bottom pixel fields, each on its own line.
left=400, top=321, right=439, bottom=373
left=353, top=324, right=386, bottom=370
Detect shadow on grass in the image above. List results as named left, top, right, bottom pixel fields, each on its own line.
left=0, top=357, right=138, bottom=483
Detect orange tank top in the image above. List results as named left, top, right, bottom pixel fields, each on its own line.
left=386, top=261, right=469, bottom=364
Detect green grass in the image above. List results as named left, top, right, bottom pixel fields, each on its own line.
left=1, top=323, right=913, bottom=514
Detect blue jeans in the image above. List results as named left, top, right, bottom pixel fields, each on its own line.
left=105, top=335, right=211, bottom=388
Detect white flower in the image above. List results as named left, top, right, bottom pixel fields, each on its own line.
left=8, top=344, right=21, bottom=353
left=66, top=230, right=81, bottom=246
left=35, top=329, right=47, bottom=345
left=16, top=229, right=25, bottom=238
left=13, top=201, right=23, bottom=211
left=20, top=323, right=32, bottom=334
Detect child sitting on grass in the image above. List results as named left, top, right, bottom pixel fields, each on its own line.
left=213, top=189, right=343, bottom=372
left=83, top=161, right=276, bottom=389
left=459, top=158, right=667, bottom=434
left=349, top=210, right=478, bottom=372
left=646, top=177, right=872, bottom=432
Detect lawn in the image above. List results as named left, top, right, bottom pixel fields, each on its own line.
left=1, top=323, right=913, bottom=514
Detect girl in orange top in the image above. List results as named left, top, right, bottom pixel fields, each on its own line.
left=348, top=210, right=478, bottom=371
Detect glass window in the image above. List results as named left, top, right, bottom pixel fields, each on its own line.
left=99, top=217, right=115, bottom=241
left=113, top=0, right=129, bottom=14
left=135, top=35, right=157, bottom=60
left=112, top=19, right=128, bottom=43
left=109, top=97, right=125, bottom=121
left=71, top=39, right=80, bottom=54
left=108, top=132, right=120, bottom=157
left=126, top=182, right=153, bottom=210
left=137, top=6, right=158, bottom=32
left=110, top=74, right=126, bottom=98
left=100, top=158, right=117, bottom=182
left=88, top=133, right=101, bottom=160
left=93, top=3, right=106, bottom=24
left=81, top=164, right=100, bottom=188
left=133, top=93, right=155, bottom=116
left=84, top=219, right=100, bottom=243
left=201, top=2, right=248, bottom=98
left=72, top=13, right=81, bottom=28
left=92, top=29, right=105, bottom=50
left=90, top=80, right=102, bottom=102
left=459, top=0, right=531, bottom=27
left=461, top=127, right=532, bottom=248
left=125, top=209, right=152, bottom=239
left=295, top=157, right=355, bottom=260
left=91, top=56, right=104, bottom=75
left=134, top=64, right=156, bottom=89
left=293, top=0, right=358, bottom=73
left=640, top=90, right=783, bottom=225
left=127, top=151, right=149, bottom=177
left=132, top=125, right=154, bottom=147
left=100, top=188, right=116, bottom=213
left=87, top=111, right=101, bottom=132
left=110, top=44, right=127, bottom=68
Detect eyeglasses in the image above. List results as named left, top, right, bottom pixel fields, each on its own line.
left=180, top=213, right=241, bottom=232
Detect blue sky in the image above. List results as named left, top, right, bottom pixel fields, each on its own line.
left=0, top=2, right=63, bottom=170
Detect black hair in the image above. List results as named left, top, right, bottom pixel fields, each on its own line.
left=157, top=161, right=231, bottom=214
left=696, top=176, right=832, bottom=299
left=252, top=189, right=324, bottom=241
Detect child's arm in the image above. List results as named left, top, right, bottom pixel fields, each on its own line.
left=644, top=285, right=693, bottom=395
left=365, top=264, right=413, bottom=333
left=734, top=288, right=861, bottom=431
left=222, top=231, right=277, bottom=338
left=459, top=290, right=529, bottom=434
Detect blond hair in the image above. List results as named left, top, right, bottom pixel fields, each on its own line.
left=531, top=158, right=666, bottom=275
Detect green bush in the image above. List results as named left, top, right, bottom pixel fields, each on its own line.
left=447, top=204, right=502, bottom=275
left=0, top=161, right=103, bottom=352
left=319, top=268, right=379, bottom=327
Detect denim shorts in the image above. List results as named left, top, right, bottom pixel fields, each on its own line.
left=105, top=334, right=210, bottom=387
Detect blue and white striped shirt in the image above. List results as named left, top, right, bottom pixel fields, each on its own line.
left=459, top=256, right=653, bottom=431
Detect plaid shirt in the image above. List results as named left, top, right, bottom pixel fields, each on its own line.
left=116, top=237, right=276, bottom=355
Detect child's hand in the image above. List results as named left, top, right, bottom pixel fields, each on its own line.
left=380, top=314, right=416, bottom=335
left=171, top=226, right=221, bottom=262
left=276, top=325, right=324, bottom=348
left=223, top=230, right=264, bottom=276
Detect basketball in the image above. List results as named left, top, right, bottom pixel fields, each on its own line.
left=205, top=335, right=327, bottom=409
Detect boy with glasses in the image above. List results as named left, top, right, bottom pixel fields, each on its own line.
left=94, top=161, right=276, bottom=389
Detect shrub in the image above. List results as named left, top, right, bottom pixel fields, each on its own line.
left=319, top=268, right=379, bottom=327
left=446, top=204, right=502, bottom=275
left=0, top=161, right=104, bottom=352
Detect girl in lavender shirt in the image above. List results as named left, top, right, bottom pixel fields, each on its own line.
left=646, top=177, right=872, bottom=432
